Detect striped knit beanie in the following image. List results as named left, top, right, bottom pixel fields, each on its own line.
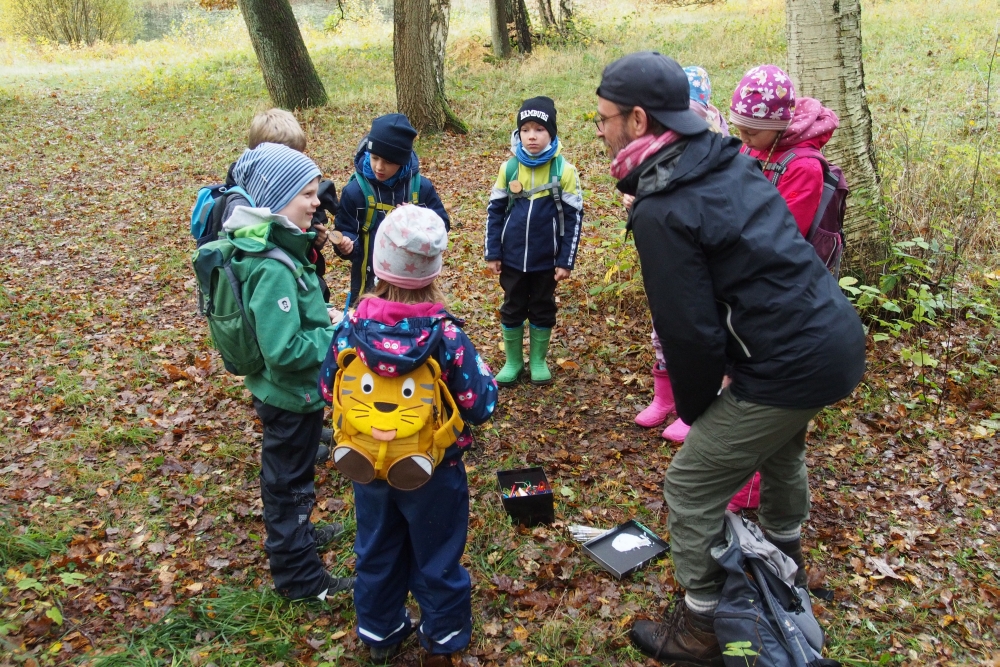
left=231, top=142, right=322, bottom=214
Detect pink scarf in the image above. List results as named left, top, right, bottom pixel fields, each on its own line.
left=609, top=130, right=681, bottom=180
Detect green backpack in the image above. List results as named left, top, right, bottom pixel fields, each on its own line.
left=503, top=155, right=566, bottom=235
left=192, top=239, right=307, bottom=376
left=349, top=171, right=421, bottom=296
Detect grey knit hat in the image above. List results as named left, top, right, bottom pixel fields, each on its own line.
left=231, top=142, right=322, bottom=214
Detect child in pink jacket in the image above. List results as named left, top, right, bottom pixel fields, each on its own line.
left=728, top=64, right=840, bottom=237
left=723, top=65, right=840, bottom=513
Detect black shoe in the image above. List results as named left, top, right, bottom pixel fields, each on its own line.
left=316, top=443, right=331, bottom=466
left=369, top=641, right=401, bottom=664
left=315, top=522, right=346, bottom=550
left=320, top=572, right=355, bottom=597
left=321, top=427, right=334, bottom=444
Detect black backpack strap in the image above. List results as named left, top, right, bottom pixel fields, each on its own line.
left=760, top=150, right=799, bottom=186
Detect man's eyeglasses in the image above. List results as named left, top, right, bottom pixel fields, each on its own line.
left=594, top=112, right=624, bottom=132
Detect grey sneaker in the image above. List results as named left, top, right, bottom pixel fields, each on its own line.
left=315, top=522, right=346, bottom=550
left=321, top=427, right=334, bottom=444
left=320, top=572, right=355, bottom=597
left=316, top=443, right=331, bottom=466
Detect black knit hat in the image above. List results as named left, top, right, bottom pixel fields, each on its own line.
left=367, top=113, right=417, bottom=166
left=517, top=96, right=558, bottom=138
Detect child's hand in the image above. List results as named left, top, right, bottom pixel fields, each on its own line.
left=622, top=194, right=635, bottom=211
left=311, top=223, right=329, bottom=248
left=555, top=268, right=571, bottom=281
left=487, top=260, right=502, bottom=275
left=337, top=235, right=355, bottom=255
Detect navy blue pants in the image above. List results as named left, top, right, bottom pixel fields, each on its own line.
left=253, top=399, right=327, bottom=600
left=353, top=459, right=472, bottom=654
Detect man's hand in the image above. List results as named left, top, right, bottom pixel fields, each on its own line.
left=487, top=260, right=502, bottom=275
left=337, top=235, right=355, bottom=255
left=622, top=194, right=635, bottom=211
left=555, top=267, right=571, bottom=281
left=311, top=223, right=329, bottom=249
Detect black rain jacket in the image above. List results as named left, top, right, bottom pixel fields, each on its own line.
left=618, top=131, right=866, bottom=424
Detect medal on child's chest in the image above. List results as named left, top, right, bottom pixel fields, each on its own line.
left=509, top=180, right=523, bottom=194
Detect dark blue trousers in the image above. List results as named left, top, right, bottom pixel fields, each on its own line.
left=253, top=399, right=327, bottom=600
left=353, top=459, right=472, bottom=654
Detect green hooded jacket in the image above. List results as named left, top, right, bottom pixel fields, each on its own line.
left=223, top=208, right=334, bottom=413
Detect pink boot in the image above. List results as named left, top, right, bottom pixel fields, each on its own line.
left=662, top=418, right=691, bottom=442
left=727, top=472, right=762, bottom=512
left=635, top=366, right=676, bottom=428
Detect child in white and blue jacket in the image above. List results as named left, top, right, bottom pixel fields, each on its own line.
left=484, top=96, right=583, bottom=387
left=319, top=206, right=496, bottom=663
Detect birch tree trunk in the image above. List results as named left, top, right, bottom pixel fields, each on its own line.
left=535, top=0, right=556, bottom=30
left=429, top=0, right=450, bottom=97
left=394, top=0, right=466, bottom=133
left=237, top=0, right=328, bottom=108
left=489, top=0, right=512, bottom=58
left=786, top=0, right=880, bottom=263
left=557, top=0, right=572, bottom=30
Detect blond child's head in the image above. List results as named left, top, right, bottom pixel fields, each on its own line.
left=365, top=205, right=448, bottom=305
left=248, top=108, right=307, bottom=152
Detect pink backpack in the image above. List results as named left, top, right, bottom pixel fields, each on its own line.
left=747, top=147, right=849, bottom=277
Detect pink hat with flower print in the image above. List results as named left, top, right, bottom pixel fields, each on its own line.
left=729, top=65, right=796, bottom=131
left=372, top=204, right=448, bottom=290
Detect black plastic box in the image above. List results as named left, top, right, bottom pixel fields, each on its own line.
left=582, top=519, right=670, bottom=579
left=496, top=466, right=554, bottom=527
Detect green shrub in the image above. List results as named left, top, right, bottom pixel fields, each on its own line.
left=0, top=0, right=136, bottom=45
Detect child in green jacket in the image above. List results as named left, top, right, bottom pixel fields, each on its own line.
left=224, top=142, right=353, bottom=601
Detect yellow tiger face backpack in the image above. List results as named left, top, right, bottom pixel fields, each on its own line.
left=331, top=347, right=465, bottom=490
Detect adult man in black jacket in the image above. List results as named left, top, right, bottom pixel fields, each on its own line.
left=595, top=52, right=866, bottom=664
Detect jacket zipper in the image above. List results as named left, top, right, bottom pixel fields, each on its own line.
left=722, top=302, right=751, bottom=358
left=523, top=167, right=534, bottom=272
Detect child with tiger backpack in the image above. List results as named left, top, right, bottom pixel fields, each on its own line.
left=484, top=96, right=584, bottom=386
left=333, top=113, right=450, bottom=306
left=318, top=205, right=496, bottom=665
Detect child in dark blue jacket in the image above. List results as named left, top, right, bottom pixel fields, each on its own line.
left=319, top=206, right=496, bottom=663
left=484, top=97, right=583, bottom=386
left=333, top=114, right=450, bottom=306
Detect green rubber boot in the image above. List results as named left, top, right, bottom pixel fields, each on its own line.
left=528, top=325, right=553, bottom=385
left=495, top=323, right=525, bottom=386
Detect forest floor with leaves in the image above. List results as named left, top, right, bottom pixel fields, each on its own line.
left=2, top=0, right=1000, bottom=665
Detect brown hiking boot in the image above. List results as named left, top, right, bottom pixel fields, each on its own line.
left=764, top=533, right=808, bottom=588
left=630, top=602, right=723, bottom=665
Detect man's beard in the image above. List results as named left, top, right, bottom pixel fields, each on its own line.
left=608, top=127, right=636, bottom=158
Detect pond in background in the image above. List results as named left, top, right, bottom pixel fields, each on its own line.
left=132, top=0, right=395, bottom=41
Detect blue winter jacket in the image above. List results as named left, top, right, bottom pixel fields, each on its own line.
left=318, top=299, right=497, bottom=459
left=333, top=141, right=450, bottom=302
left=485, top=136, right=584, bottom=273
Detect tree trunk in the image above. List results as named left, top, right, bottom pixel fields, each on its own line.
left=237, top=0, right=327, bottom=108
left=786, top=0, right=881, bottom=266
left=394, top=0, right=466, bottom=133
left=488, top=0, right=511, bottom=59
left=535, top=0, right=556, bottom=30
left=429, top=0, right=451, bottom=96
left=557, top=0, right=572, bottom=30
left=507, top=0, right=532, bottom=53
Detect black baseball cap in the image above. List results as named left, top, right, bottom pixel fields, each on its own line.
left=596, top=51, right=708, bottom=136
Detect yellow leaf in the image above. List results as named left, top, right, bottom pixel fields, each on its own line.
left=49, top=642, right=62, bottom=654
left=96, top=488, right=109, bottom=497
left=513, top=625, right=528, bottom=641
left=186, top=582, right=204, bottom=593
left=331, top=630, right=347, bottom=640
